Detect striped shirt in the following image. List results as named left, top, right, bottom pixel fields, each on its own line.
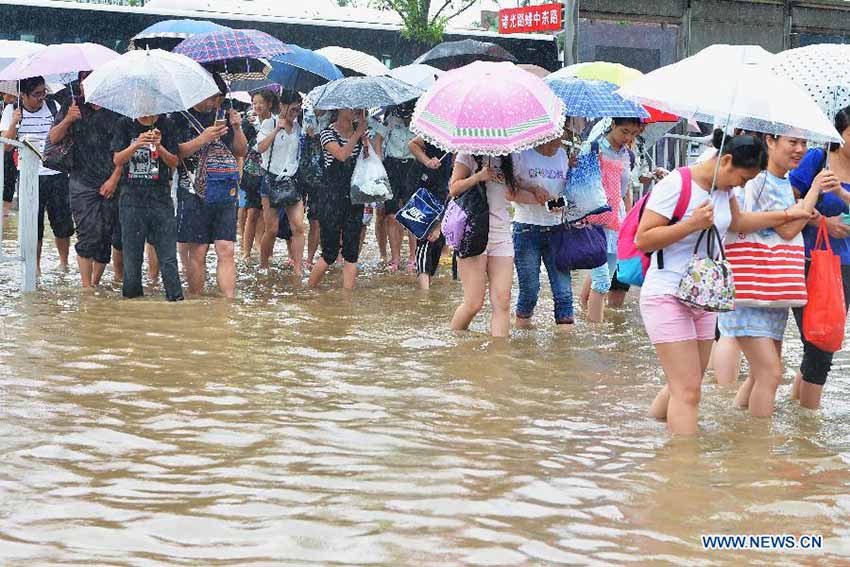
left=320, top=126, right=363, bottom=170
left=0, top=100, right=61, bottom=176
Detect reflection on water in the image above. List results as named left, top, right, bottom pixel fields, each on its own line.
left=2, top=220, right=849, bottom=566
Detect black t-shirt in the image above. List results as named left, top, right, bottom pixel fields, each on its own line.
left=57, top=102, right=121, bottom=187
left=173, top=108, right=237, bottom=199
left=110, top=115, right=179, bottom=207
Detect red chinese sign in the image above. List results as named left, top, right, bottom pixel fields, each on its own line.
left=498, top=3, right=563, bottom=34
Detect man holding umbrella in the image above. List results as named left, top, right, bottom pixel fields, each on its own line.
left=175, top=74, right=247, bottom=299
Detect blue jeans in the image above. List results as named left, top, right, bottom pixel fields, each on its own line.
left=512, top=222, right=574, bottom=323
left=120, top=200, right=183, bottom=301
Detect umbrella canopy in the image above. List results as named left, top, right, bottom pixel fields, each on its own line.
left=411, top=61, right=565, bottom=156
left=307, top=76, right=422, bottom=110
left=618, top=45, right=841, bottom=143
left=413, top=39, right=517, bottom=71
left=268, top=45, right=343, bottom=93
left=229, top=78, right=280, bottom=94
left=129, top=19, right=231, bottom=51
left=0, top=40, right=45, bottom=71
left=550, top=62, right=642, bottom=87
left=389, top=64, right=444, bottom=91
left=83, top=49, right=220, bottom=119
left=773, top=44, right=850, bottom=117
left=174, top=29, right=290, bottom=79
left=544, top=77, right=649, bottom=119
left=0, top=43, right=119, bottom=81
left=549, top=61, right=678, bottom=123
left=314, top=46, right=389, bottom=77
left=518, top=64, right=549, bottom=78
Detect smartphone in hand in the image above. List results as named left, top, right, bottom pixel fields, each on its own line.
left=546, top=196, right=566, bottom=211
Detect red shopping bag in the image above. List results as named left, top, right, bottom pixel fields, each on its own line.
left=803, top=218, right=846, bottom=353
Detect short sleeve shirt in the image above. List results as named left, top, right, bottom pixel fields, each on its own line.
left=110, top=115, right=179, bottom=207
left=57, top=103, right=121, bottom=187
left=789, top=147, right=850, bottom=264
left=456, top=153, right=512, bottom=238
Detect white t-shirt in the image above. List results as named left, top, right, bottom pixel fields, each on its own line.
left=512, top=147, right=568, bottom=227
left=456, top=153, right=512, bottom=239
left=640, top=169, right=733, bottom=298
left=0, top=101, right=60, bottom=176
left=256, top=118, right=301, bottom=178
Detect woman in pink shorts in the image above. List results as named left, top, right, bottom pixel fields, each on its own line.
left=449, top=153, right=516, bottom=337
left=636, top=133, right=767, bottom=435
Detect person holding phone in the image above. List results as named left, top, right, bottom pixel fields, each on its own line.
left=174, top=74, right=248, bottom=299
left=509, top=136, right=574, bottom=330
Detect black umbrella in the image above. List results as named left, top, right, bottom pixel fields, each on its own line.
left=413, top=39, right=518, bottom=71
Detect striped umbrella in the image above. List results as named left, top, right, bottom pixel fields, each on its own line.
left=411, top=61, right=565, bottom=156
left=314, top=46, right=389, bottom=77
left=174, top=29, right=290, bottom=80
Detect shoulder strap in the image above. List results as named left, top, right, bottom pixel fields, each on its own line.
left=671, top=166, right=693, bottom=223
left=266, top=118, right=277, bottom=168
left=628, top=148, right=636, bottom=171
left=46, top=99, right=59, bottom=119
left=656, top=167, right=693, bottom=270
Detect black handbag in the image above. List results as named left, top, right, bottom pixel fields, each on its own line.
left=43, top=136, right=75, bottom=174
left=264, top=119, right=301, bottom=209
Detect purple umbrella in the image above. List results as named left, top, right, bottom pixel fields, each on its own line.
left=173, top=29, right=290, bottom=79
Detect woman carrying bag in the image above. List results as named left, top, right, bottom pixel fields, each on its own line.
left=447, top=153, right=516, bottom=338
left=788, top=106, right=850, bottom=410
left=719, top=134, right=832, bottom=418
left=308, top=108, right=374, bottom=290
left=256, top=90, right=305, bottom=276
left=635, top=134, right=767, bottom=435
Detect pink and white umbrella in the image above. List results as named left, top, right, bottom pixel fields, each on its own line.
left=411, top=61, right=565, bottom=156
left=0, top=43, right=119, bottom=81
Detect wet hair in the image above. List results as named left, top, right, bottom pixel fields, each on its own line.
left=612, top=117, right=642, bottom=128
left=829, top=106, right=850, bottom=151
left=473, top=154, right=517, bottom=189
left=279, top=89, right=302, bottom=106
left=19, top=76, right=45, bottom=96
left=712, top=129, right=768, bottom=170
left=211, top=72, right=228, bottom=97
left=252, top=89, right=279, bottom=114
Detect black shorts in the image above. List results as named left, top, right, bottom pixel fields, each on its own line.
left=610, top=268, right=631, bottom=293
left=177, top=197, right=237, bottom=244
left=415, top=233, right=445, bottom=277
left=241, top=173, right=263, bottom=210
left=37, top=173, right=75, bottom=241
left=3, top=155, right=16, bottom=203
left=69, top=177, right=116, bottom=264
left=385, top=158, right=415, bottom=205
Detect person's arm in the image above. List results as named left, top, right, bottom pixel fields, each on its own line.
left=506, top=188, right=547, bottom=205
left=99, top=165, right=123, bottom=199
left=229, top=109, right=247, bottom=159
left=728, top=196, right=812, bottom=235
left=177, top=123, right=227, bottom=159
left=636, top=203, right=713, bottom=253
left=409, top=136, right=442, bottom=170
left=256, top=119, right=277, bottom=154
left=2, top=107, right=22, bottom=148
left=114, top=133, right=149, bottom=167
left=324, top=122, right=368, bottom=162
left=449, top=159, right=492, bottom=198
left=48, top=101, right=81, bottom=144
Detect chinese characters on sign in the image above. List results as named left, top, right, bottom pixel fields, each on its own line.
left=498, top=3, right=563, bottom=34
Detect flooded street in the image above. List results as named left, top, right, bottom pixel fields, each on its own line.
left=1, top=216, right=849, bottom=566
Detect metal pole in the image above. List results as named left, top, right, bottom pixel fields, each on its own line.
left=562, top=0, right=579, bottom=67
left=18, top=143, right=38, bottom=292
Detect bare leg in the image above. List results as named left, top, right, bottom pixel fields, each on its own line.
left=178, top=242, right=189, bottom=275
left=417, top=273, right=431, bottom=290
left=55, top=236, right=70, bottom=268
left=146, top=242, right=159, bottom=283
left=651, top=339, right=712, bottom=435
left=185, top=243, right=209, bottom=296
left=798, top=380, right=824, bottom=410
left=608, top=289, right=627, bottom=308
left=242, top=208, right=260, bottom=260
left=308, top=257, right=330, bottom=288
left=78, top=256, right=94, bottom=288
left=450, top=255, right=487, bottom=331
left=376, top=208, right=388, bottom=263
left=580, top=275, right=591, bottom=311
left=91, top=261, right=107, bottom=286
left=259, top=197, right=279, bottom=270
left=387, top=215, right=402, bottom=269
left=214, top=239, right=236, bottom=298
left=342, top=260, right=357, bottom=290
left=237, top=207, right=246, bottom=251
left=713, top=336, right=743, bottom=386
left=587, top=290, right=605, bottom=323
left=487, top=255, right=514, bottom=338
left=285, top=201, right=306, bottom=277
left=307, top=219, right=320, bottom=265
left=36, top=239, right=43, bottom=275
left=112, top=247, right=123, bottom=283
left=738, top=337, right=783, bottom=417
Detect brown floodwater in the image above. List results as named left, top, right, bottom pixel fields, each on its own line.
left=1, top=214, right=849, bottom=566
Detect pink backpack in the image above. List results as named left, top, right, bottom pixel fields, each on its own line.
left=615, top=167, right=693, bottom=286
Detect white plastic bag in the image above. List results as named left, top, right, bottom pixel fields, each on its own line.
left=350, top=142, right=393, bottom=205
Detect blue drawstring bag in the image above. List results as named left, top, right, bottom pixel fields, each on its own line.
left=564, top=141, right=611, bottom=224
left=396, top=187, right=445, bottom=240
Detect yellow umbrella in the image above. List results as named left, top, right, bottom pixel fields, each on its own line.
left=550, top=62, right=643, bottom=87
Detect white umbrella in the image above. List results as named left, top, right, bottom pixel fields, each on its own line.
left=389, top=63, right=444, bottom=91
left=83, top=49, right=220, bottom=119
left=315, top=46, right=389, bottom=77
left=0, top=40, right=45, bottom=71
left=773, top=44, right=850, bottom=118
left=618, top=44, right=841, bottom=144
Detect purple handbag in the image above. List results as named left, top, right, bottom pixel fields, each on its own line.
left=550, top=223, right=608, bottom=271
left=441, top=182, right=488, bottom=258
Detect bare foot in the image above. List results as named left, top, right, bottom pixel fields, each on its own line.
left=515, top=317, right=532, bottom=329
